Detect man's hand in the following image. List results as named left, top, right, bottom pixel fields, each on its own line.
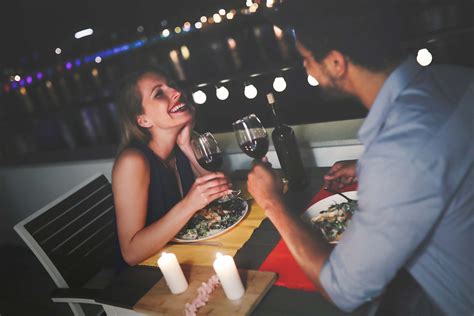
left=247, top=160, right=284, bottom=211
left=324, top=160, right=357, bottom=190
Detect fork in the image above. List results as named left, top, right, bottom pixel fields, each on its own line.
left=323, top=187, right=356, bottom=202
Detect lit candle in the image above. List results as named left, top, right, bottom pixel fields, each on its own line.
left=212, top=252, right=245, bottom=300
left=157, top=252, right=188, bottom=294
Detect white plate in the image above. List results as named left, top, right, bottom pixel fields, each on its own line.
left=301, top=190, right=358, bottom=226
left=301, top=191, right=357, bottom=244
left=174, top=198, right=249, bottom=243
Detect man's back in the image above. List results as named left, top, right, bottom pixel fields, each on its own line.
left=320, top=57, right=474, bottom=315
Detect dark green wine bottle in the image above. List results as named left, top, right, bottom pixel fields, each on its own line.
left=266, top=93, right=308, bottom=191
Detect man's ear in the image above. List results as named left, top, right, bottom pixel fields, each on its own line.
left=324, top=50, right=349, bottom=78
left=137, top=115, right=152, bottom=128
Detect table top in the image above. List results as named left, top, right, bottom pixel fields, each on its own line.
left=97, top=167, right=373, bottom=315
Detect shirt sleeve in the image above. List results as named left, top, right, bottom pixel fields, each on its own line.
left=319, top=155, right=446, bottom=312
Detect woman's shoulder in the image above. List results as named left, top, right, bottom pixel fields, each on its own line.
left=113, top=146, right=150, bottom=176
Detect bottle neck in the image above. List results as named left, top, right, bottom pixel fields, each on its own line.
left=270, top=103, right=283, bottom=127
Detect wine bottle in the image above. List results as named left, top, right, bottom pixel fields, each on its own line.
left=266, top=93, right=308, bottom=191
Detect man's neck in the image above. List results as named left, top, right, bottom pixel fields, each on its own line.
left=349, top=65, right=394, bottom=110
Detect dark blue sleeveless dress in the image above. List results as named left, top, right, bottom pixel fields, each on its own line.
left=115, top=141, right=195, bottom=269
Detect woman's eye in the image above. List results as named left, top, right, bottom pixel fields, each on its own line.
left=154, top=90, right=164, bottom=98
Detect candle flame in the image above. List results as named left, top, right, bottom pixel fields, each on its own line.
left=216, top=252, right=223, bottom=258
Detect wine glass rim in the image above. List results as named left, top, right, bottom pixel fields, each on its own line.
left=192, top=131, right=214, bottom=139
left=232, top=113, right=258, bottom=126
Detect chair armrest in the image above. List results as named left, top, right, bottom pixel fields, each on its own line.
left=51, top=288, right=102, bottom=305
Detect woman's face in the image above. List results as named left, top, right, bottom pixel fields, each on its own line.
left=136, top=73, right=192, bottom=131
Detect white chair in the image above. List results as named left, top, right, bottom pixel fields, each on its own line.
left=14, top=173, right=117, bottom=316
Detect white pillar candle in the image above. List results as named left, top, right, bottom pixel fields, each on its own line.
left=212, top=252, right=245, bottom=300
left=157, top=252, right=188, bottom=294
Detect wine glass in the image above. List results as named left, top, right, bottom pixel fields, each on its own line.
left=191, top=132, right=240, bottom=202
left=232, top=114, right=269, bottom=160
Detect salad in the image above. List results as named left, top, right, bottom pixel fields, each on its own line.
left=311, top=200, right=357, bottom=243
left=176, top=198, right=248, bottom=241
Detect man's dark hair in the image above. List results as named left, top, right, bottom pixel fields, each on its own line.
left=267, top=0, right=407, bottom=72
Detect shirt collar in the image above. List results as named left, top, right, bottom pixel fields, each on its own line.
left=358, top=56, right=423, bottom=147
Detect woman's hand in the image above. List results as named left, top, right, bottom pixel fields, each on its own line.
left=182, top=172, right=231, bottom=211
left=177, top=105, right=195, bottom=149
left=323, top=160, right=357, bottom=190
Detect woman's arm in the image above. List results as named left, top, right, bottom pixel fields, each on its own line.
left=112, top=148, right=229, bottom=265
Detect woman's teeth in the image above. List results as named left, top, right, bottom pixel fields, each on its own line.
left=170, top=103, right=186, bottom=113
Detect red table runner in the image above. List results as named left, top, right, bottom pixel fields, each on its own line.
left=258, top=183, right=358, bottom=292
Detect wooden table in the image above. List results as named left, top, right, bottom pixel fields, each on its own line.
left=97, top=168, right=374, bottom=315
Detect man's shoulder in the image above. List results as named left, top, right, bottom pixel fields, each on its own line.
left=376, top=66, right=472, bottom=155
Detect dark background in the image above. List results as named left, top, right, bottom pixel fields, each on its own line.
left=1, top=0, right=473, bottom=164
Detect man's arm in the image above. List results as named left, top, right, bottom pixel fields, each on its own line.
left=319, top=155, right=445, bottom=312
left=247, top=162, right=333, bottom=297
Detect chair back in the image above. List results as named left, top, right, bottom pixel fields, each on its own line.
left=14, top=174, right=117, bottom=290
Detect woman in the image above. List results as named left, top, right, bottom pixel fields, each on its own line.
left=112, top=66, right=230, bottom=267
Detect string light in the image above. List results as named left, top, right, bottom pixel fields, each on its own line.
left=249, top=3, right=259, bottom=12
left=55, top=48, right=62, bottom=55
left=226, top=12, right=234, bottom=20
left=200, top=16, right=208, bottom=23
left=162, top=29, right=170, bottom=37
left=273, top=76, right=287, bottom=92
left=219, top=9, right=226, bottom=15
left=94, top=56, right=102, bottom=63
left=417, top=48, right=432, bottom=66
left=216, top=85, right=229, bottom=100
left=213, top=13, right=222, bottom=23
left=244, top=83, right=258, bottom=99
left=174, top=26, right=182, bottom=34
left=195, top=22, right=202, bottom=29
left=192, top=90, right=207, bottom=104
left=14, top=75, right=21, bottom=82
left=307, top=75, right=319, bottom=86
left=183, top=22, right=191, bottom=32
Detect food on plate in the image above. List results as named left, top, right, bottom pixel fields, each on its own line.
left=176, top=198, right=248, bottom=241
left=311, top=200, right=357, bottom=243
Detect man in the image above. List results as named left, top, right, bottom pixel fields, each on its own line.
left=248, top=1, right=474, bottom=315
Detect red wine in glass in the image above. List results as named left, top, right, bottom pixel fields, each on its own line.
left=197, top=153, right=224, bottom=172
left=240, top=137, right=269, bottom=159
left=191, top=132, right=240, bottom=202
left=233, top=114, right=269, bottom=160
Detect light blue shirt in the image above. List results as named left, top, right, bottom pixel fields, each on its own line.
left=319, top=57, right=474, bottom=315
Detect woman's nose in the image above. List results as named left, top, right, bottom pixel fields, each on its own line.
left=171, top=89, right=181, bottom=102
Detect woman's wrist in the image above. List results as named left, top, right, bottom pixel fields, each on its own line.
left=178, top=195, right=196, bottom=217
